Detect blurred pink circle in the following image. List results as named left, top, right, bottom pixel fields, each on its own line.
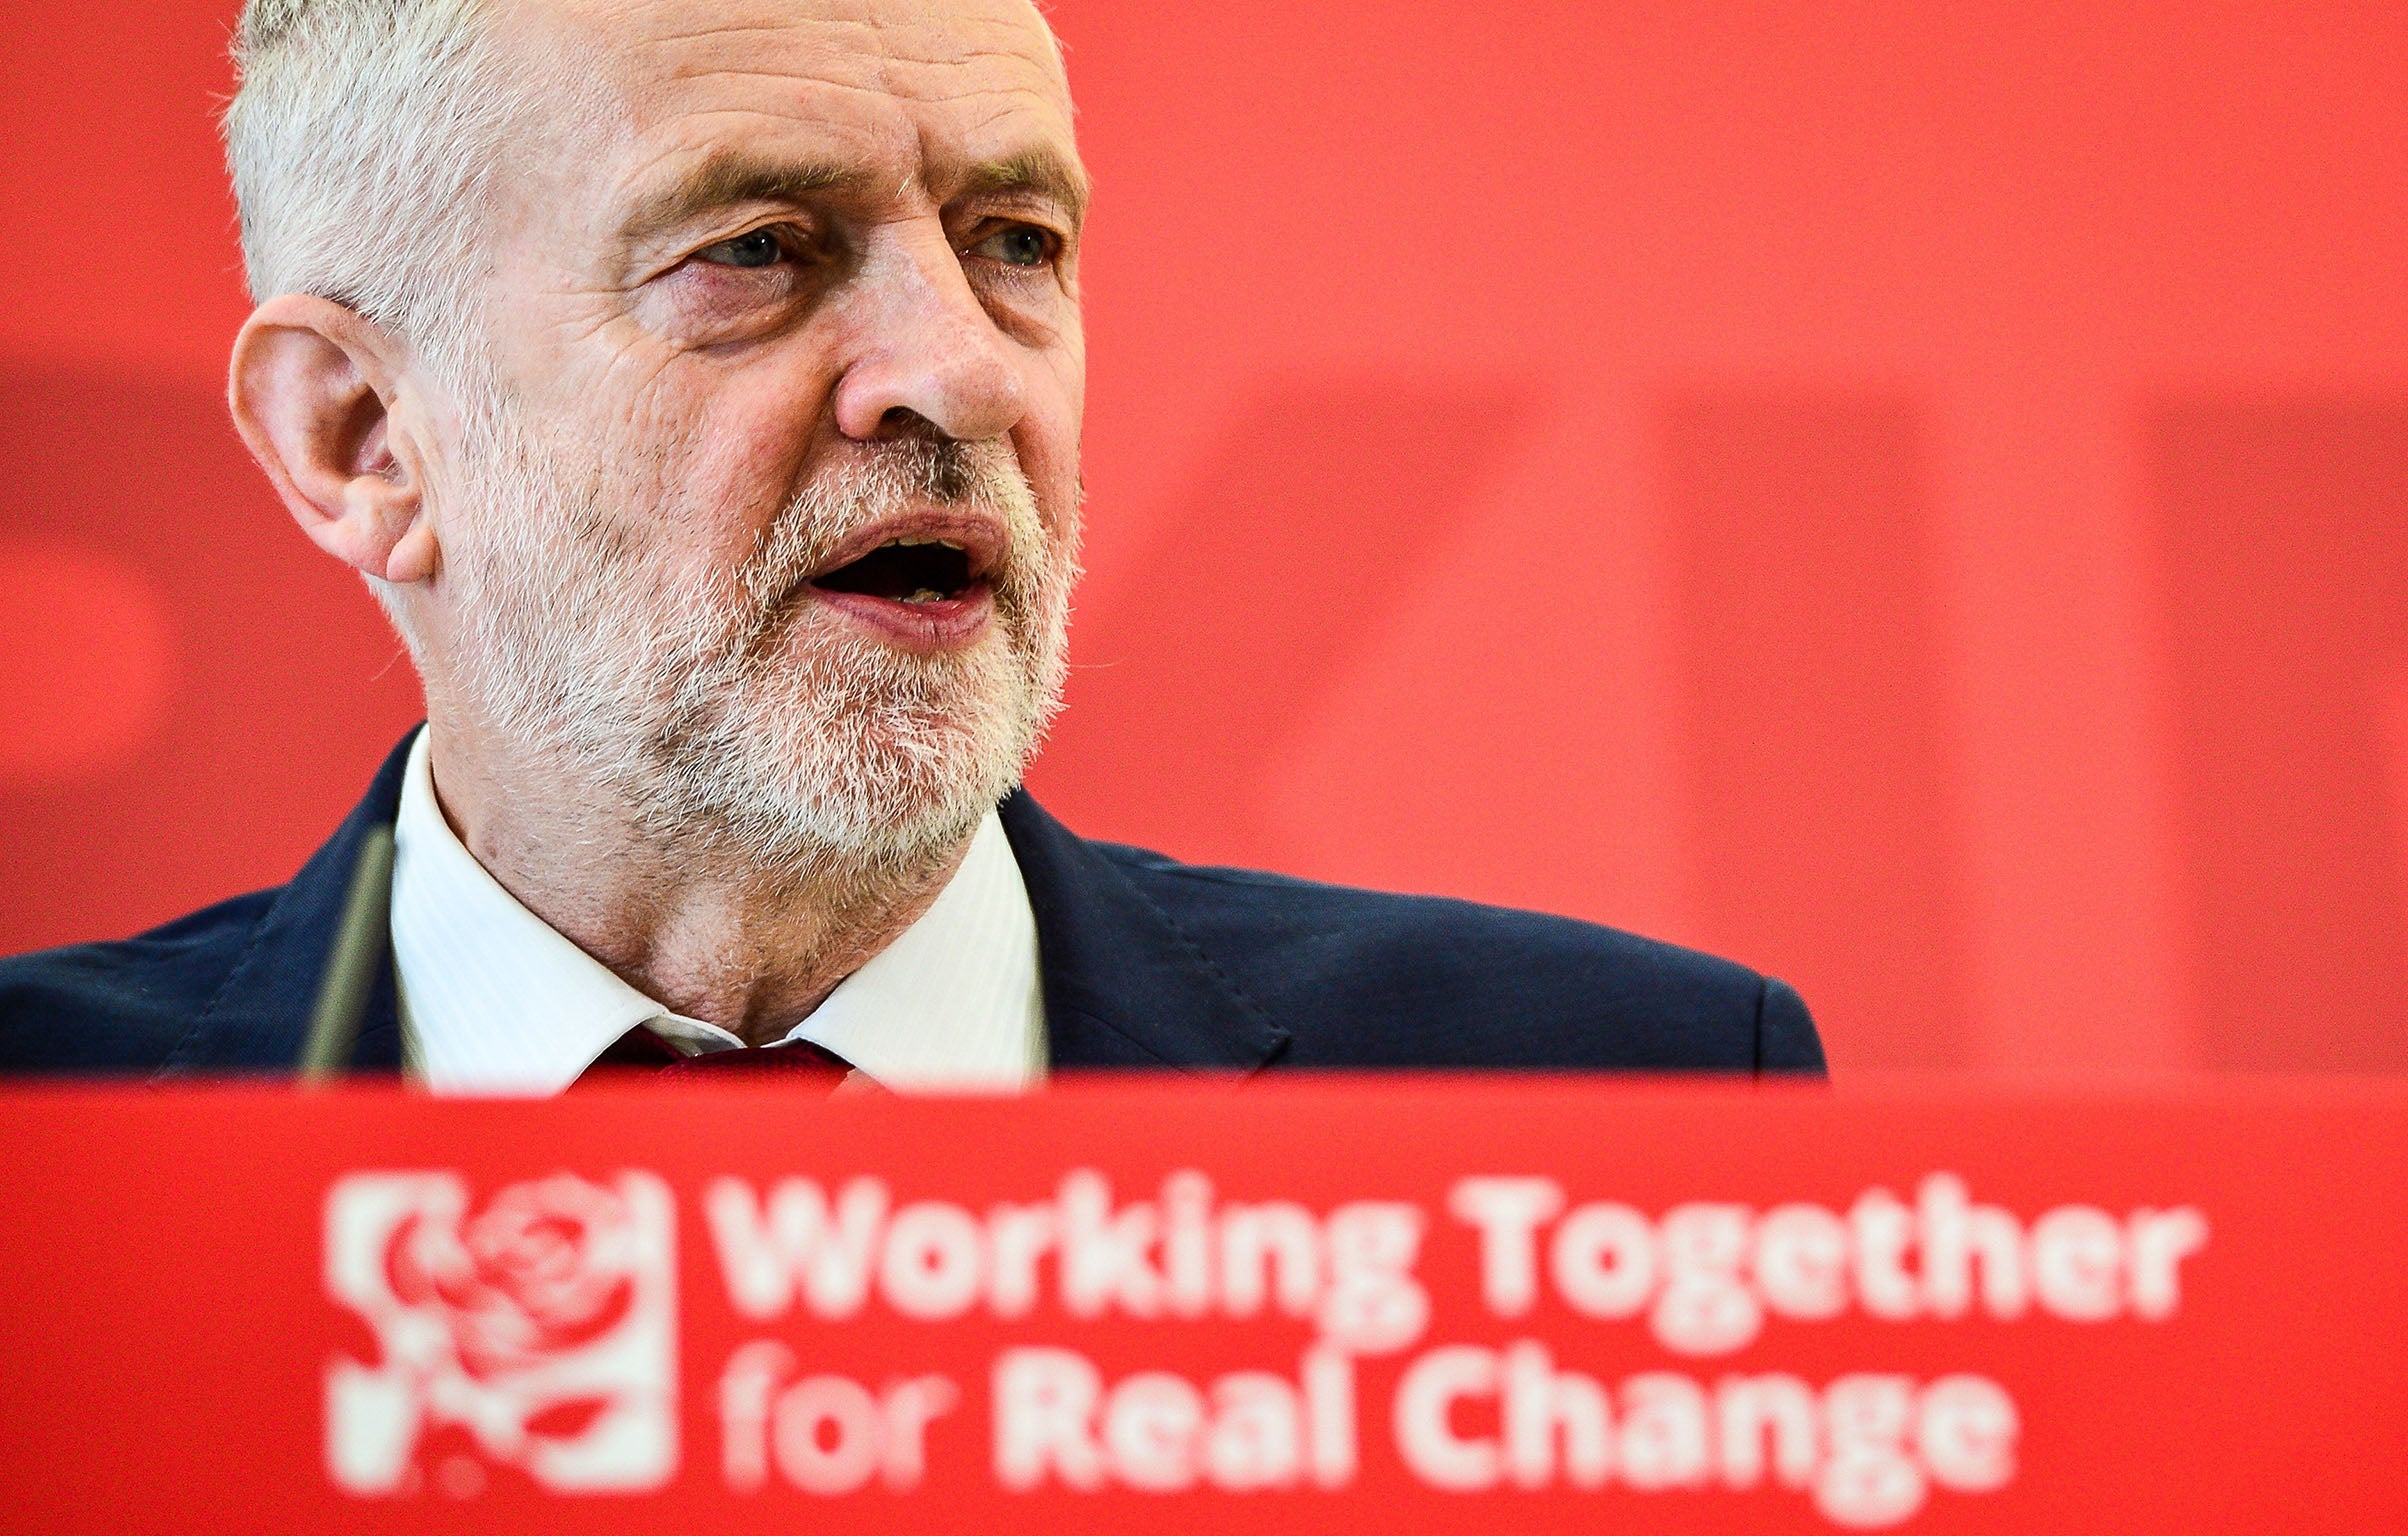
left=0, top=542, right=174, bottom=786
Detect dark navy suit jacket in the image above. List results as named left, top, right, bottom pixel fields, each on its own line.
left=0, top=733, right=1825, bottom=1078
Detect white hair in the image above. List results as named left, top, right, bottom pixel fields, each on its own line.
left=223, top=0, right=1065, bottom=354
left=223, top=0, right=534, bottom=361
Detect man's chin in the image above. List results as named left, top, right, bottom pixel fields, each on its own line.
left=690, top=769, right=1005, bottom=877
left=652, top=687, right=1040, bottom=875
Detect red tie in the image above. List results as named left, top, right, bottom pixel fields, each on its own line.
left=573, top=1025, right=858, bottom=1091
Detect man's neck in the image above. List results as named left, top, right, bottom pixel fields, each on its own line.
left=422, top=724, right=972, bottom=1048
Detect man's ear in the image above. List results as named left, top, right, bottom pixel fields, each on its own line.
left=228, top=295, right=440, bottom=586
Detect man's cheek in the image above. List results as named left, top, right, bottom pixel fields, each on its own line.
left=1015, top=425, right=1083, bottom=539
left=681, top=401, right=828, bottom=533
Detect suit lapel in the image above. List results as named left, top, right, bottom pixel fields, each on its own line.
left=159, top=731, right=414, bottom=1077
left=999, top=791, right=1290, bottom=1073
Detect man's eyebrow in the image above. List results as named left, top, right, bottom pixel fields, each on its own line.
left=957, top=148, right=1090, bottom=232
left=616, top=152, right=865, bottom=245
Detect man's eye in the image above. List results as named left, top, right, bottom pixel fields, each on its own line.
left=974, top=225, right=1056, bottom=268
left=696, top=229, right=785, bottom=269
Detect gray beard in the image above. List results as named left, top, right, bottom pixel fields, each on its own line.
left=435, top=394, right=1075, bottom=881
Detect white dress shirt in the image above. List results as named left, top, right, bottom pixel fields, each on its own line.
left=387, top=730, right=1047, bottom=1095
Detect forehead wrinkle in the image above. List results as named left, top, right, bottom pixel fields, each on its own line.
left=625, top=70, right=1077, bottom=189
left=614, top=1, right=1067, bottom=91
left=657, top=65, right=1054, bottom=108
left=621, top=8, right=1047, bottom=68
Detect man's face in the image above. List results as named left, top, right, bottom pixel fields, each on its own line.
left=422, top=0, right=1086, bottom=870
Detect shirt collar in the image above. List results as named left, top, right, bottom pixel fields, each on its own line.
left=797, top=809, right=1046, bottom=1091
left=388, top=730, right=1044, bottom=1095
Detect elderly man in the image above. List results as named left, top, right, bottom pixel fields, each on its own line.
left=0, top=0, right=1821, bottom=1087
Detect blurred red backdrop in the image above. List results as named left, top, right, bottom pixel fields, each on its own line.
left=3, top=0, right=2404, bottom=1076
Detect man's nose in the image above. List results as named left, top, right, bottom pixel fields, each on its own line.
left=831, top=229, right=1028, bottom=444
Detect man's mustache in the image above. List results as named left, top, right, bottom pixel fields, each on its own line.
left=741, top=439, right=1046, bottom=624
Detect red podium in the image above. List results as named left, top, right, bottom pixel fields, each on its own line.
left=1, top=1077, right=2401, bottom=1532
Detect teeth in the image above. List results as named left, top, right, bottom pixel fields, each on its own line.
left=885, top=536, right=967, bottom=550
left=903, top=588, right=945, bottom=604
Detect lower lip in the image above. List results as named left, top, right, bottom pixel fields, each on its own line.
left=804, top=582, right=996, bottom=650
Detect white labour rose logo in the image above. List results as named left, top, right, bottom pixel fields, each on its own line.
left=386, top=1175, right=642, bottom=1381
left=324, top=1171, right=678, bottom=1495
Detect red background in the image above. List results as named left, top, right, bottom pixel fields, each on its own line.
left=4, top=0, right=2406, bottom=1076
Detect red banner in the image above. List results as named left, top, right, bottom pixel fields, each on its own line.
left=1, top=1077, right=2401, bottom=1532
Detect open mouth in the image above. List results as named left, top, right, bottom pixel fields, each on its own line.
left=809, top=536, right=979, bottom=606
